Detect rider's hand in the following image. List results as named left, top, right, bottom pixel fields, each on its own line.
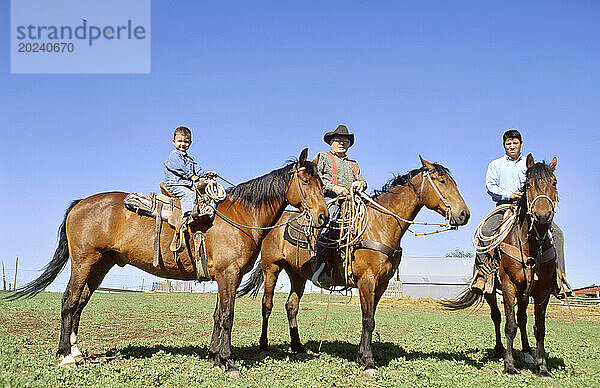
left=205, top=171, right=218, bottom=179
left=509, top=190, right=523, bottom=200
left=333, top=185, right=349, bottom=196
left=352, top=181, right=366, bottom=192
left=190, top=175, right=200, bottom=182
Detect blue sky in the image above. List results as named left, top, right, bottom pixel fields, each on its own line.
left=1, top=1, right=598, bottom=292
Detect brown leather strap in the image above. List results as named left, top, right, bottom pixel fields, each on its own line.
left=356, top=239, right=400, bottom=258
left=153, top=201, right=163, bottom=267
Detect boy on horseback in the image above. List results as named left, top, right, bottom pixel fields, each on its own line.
left=311, top=124, right=367, bottom=287
left=471, top=129, right=567, bottom=295
left=164, top=126, right=217, bottom=225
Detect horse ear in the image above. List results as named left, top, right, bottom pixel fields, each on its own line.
left=419, top=155, right=434, bottom=171
left=526, top=153, right=534, bottom=169
left=549, top=157, right=557, bottom=171
left=299, top=148, right=308, bottom=165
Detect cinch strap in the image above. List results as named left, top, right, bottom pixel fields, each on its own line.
left=327, top=151, right=358, bottom=186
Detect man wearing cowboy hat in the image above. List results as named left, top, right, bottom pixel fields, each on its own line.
left=316, top=124, right=367, bottom=197
left=312, top=124, right=367, bottom=287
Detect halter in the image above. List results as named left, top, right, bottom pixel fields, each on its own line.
left=419, top=169, right=452, bottom=222
left=526, top=193, right=556, bottom=219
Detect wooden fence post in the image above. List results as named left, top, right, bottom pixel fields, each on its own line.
left=13, top=257, right=18, bottom=291
left=2, top=262, right=6, bottom=291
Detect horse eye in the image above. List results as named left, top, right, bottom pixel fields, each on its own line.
left=438, top=178, right=446, bottom=184
left=301, top=178, right=310, bottom=184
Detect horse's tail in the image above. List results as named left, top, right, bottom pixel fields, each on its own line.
left=4, top=200, right=81, bottom=301
left=439, top=288, right=484, bottom=310
left=237, top=260, right=264, bottom=298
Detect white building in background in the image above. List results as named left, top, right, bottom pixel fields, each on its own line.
left=384, top=256, right=474, bottom=299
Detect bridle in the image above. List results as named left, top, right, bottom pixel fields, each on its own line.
left=419, top=169, right=453, bottom=223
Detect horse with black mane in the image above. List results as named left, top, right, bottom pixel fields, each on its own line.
left=443, top=154, right=559, bottom=377
left=239, top=157, right=469, bottom=375
left=6, top=148, right=328, bottom=377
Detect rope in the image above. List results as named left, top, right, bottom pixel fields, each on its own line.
left=358, top=192, right=456, bottom=235
left=204, top=179, right=226, bottom=202
left=472, top=204, right=517, bottom=254
left=214, top=207, right=309, bottom=231
left=318, top=290, right=333, bottom=353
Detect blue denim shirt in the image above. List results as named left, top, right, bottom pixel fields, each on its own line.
left=164, top=149, right=203, bottom=187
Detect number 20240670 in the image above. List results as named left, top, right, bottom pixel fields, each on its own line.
left=18, top=42, right=74, bottom=53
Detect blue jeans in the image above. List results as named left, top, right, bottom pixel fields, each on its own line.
left=167, top=185, right=195, bottom=214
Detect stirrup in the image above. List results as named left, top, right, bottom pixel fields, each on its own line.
left=311, top=263, right=333, bottom=288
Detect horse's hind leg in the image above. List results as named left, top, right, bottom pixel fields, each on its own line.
left=209, top=268, right=242, bottom=376
left=484, top=289, right=504, bottom=358
left=516, top=295, right=534, bottom=365
left=57, top=254, right=100, bottom=366
left=259, top=263, right=281, bottom=352
left=70, top=255, right=115, bottom=363
left=286, top=272, right=307, bottom=354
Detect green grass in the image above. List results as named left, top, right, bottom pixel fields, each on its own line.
left=1, top=291, right=599, bottom=387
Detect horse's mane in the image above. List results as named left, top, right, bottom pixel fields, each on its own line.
left=524, top=162, right=554, bottom=189
left=373, top=163, right=451, bottom=198
left=227, top=159, right=317, bottom=209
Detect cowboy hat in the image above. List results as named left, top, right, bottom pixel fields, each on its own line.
left=323, top=124, right=355, bottom=147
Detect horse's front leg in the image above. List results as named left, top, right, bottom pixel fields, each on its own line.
left=516, top=294, right=534, bottom=365
left=501, top=281, right=518, bottom=374
left=357, top=274, right=377, bottom=375
left=533, top=291, right=552, bottom=377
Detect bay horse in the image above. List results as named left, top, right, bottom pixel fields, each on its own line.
left=443, top=154, right=559, bottom=377
left=7, top=148, right=328, bottom=377
left=238, top=157, right=470, bottom=375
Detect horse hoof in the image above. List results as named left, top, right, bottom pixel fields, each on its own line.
left=522, top=352, right=535, bottom=365
left=293, top=352, right=310, bottom=360
left=503, top=367, right=517, bottom=375
left=536, top=368, right=552, bottom=379
left=362, top=368, right=377, bottom=377
left=259, top=350, right=269, bottom=358
left=59, top=354, right=76, bottom=368
left=227, top=368, right=242, bottom=378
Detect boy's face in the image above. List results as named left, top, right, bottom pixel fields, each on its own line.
left=503, top=137, right=522, bottom=160
left=173, top=133, right=191, bottom=152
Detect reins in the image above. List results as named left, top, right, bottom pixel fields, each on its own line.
left=210, top=167, right=314, bottom=231
left=358, top=169, right=458, bottom=236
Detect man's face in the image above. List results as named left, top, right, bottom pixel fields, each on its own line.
left=330, top=137, right=351, bottom=155
left=503, top=137, right=522, bottom=160
left=173, top=133, right=191, bottom=152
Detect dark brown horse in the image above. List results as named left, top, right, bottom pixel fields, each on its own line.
left=443, top=154, right=559, bottom=377
left=239, top=157, right=470, bottom=375
left=7, top=148, right=328, bottom=377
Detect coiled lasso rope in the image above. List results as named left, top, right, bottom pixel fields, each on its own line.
left=472, top=204, right=517, bottom=254
left=204, top=179, right=226, bottom=202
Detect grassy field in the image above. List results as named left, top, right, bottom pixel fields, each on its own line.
left=1, top=291, right=599, bottom=387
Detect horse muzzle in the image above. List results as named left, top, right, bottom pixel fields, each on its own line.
left=449, top=209, right=470, bottom=226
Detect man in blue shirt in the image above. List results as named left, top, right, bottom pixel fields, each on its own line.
left=472, top=129, right=566, bottom=294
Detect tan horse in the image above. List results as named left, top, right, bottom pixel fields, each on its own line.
left=239, top=157, right=470, bottom=375
left=8, top=148, right=328, bottom=377
left=443, top=154, right=559, bottom=377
